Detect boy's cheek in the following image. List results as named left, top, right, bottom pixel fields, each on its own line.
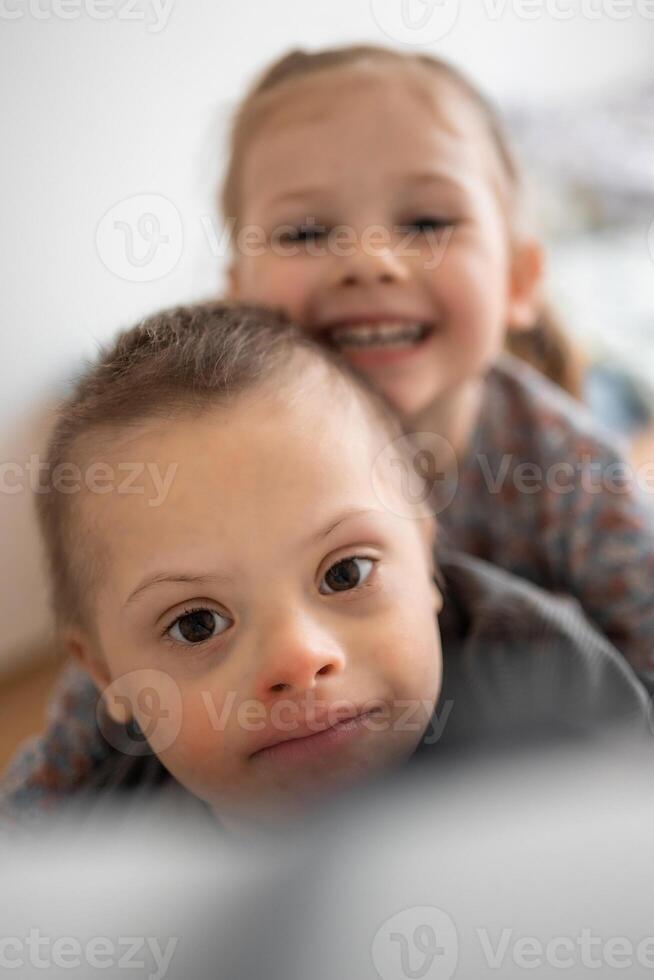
left=369, top=622, right=441, bottom=697
left=154, top=707, right=234, bottom=796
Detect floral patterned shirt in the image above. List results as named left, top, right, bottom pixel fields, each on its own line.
left=438, top=354, right=654, bottom=682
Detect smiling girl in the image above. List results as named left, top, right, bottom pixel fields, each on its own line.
left=223, top=44, right=654, bottom=679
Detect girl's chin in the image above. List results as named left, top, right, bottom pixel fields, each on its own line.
left=373, top=374, right=448, bottom=421
left=334, top=338, right=447, bottom=414
left=336, top=330, right=437, bottom=374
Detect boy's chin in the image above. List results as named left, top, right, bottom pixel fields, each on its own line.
left=209, top=764, right=387, bottom=834
left=207, top=789, right=321, bottom=837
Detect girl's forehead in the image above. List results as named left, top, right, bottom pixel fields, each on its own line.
left=255, top=64, right=484, bottom=145
left=240, top=67, right=500, bottom=208
left=238, top=92, right=501, bottom=231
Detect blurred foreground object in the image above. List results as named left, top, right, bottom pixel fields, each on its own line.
left=3, top=739, right=654, bottom=979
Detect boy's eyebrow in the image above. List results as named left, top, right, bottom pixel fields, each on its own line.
left=123, top=510, right=379, bottom=606
left=123, top=571, right=234, bottom=608
left=308, top=507, right=380, bottom=546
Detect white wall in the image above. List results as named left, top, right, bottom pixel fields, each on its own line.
left=2, top=0, right=653, bottom=672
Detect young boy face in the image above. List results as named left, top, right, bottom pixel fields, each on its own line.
left=69, top=363, right=442, bottom=825
left=229, top=69, right=541, bottom=420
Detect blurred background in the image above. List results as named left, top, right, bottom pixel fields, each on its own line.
left=1, top=0, right=653, bottom=763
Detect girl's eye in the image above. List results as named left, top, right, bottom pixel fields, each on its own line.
left=276, top=223, right=328, bottom=244
left=404, top=216, right=454, bottom=232
left=319, top=557, right=375, bottom=595
left=166, top=608, right=231, bottom=646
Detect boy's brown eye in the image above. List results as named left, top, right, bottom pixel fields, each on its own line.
left=168, top=608, right=230, bottom=645
left=320, top=557, right=374, bottom=594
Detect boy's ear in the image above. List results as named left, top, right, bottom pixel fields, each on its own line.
left=417, top=516, right=443, bottom=614
left=430, top=577, right=444, bottom=616
left=63, top=628, right=132, bottom=725
left=506, top=238, right=544, bottom=332
left=63, top=627, right=111, bottom=691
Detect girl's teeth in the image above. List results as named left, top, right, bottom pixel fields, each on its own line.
left=329, top=321, right=428, bottom=349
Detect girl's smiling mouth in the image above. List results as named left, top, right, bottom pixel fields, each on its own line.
left=314, top=315, right=438, bottom=367
left=328, top=320, right=433, bottom=350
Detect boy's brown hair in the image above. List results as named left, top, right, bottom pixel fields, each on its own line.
left=220, top=44, right=584, bottom=399
left=36, top=302, right=407, bottom=640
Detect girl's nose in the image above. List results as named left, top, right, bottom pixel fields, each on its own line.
left=334, top=243, right=410, bottom=288
left=252, top=616, right=347, bottom=698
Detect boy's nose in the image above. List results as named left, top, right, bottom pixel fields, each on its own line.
left=252, top=617, right=347, bottom=698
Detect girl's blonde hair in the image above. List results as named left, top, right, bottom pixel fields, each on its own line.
left=220, top=45, right=584, bottom=399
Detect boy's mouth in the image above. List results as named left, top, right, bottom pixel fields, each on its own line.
left=249, top=707, right=382, bottom=765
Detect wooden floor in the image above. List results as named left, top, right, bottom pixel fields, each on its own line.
left=0, top=656, right=65, bottom=777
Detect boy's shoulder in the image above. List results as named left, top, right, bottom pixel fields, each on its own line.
left=435, top=550, right=651, bottom=746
